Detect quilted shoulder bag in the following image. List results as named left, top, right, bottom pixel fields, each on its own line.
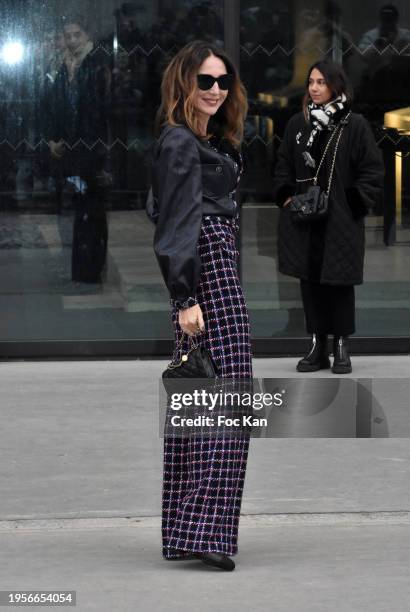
left=162, top=333, right=218, bottom=393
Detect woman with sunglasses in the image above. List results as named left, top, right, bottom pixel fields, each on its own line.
left=151, top=40, right=251, bottom=571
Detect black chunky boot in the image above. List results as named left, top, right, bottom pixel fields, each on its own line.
left=296, top=334, right=330, bottom=372
left=332, top=336, right=352, bottom=374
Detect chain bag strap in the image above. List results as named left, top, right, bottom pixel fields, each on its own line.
left=290, top=112, right=351, bottom=223
left=167, top=332, right=200, bottom=370
left=296, top=111, right=351, bottom=191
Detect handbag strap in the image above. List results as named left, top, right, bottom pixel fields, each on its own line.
left=296, top=111, right=351, bottom=193
left=325, top=112, right=350, bottom=195
left=170, top=332, right=201, bottom=365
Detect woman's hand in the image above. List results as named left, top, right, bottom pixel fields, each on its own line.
left=283, top=197, right=292, bottom=208
left=178, top=304, right=205, bottom=337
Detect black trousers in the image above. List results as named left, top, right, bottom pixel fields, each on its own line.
left=300, top=280, right=355, bottom=336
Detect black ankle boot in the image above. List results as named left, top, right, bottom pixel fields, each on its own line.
left=194, top=552, right=235, bottom=571
left=332, top=336, right=352, bottom=374
left=297, top=334, right=330, bottom=372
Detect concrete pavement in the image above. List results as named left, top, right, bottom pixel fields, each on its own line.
left=1, top=515, right=410, bottom=612
left=1, top=357, right=410, bottom=611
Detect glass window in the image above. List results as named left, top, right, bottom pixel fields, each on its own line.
left=1, top=0, right=409, bottom=351
left=0, top=0, right=224, bottom=343
left=239, top=0, right=410, bottom=338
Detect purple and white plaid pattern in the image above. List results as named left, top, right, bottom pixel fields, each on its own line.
left=162, top=216, right=253, bottom=559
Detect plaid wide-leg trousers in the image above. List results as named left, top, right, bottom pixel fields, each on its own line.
left=162, top=217, right=253, bottom=559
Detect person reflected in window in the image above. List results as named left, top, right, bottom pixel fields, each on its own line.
left=357, top=4, right=410, bottom=116
left=34, top=27, right=67, bottom=193
left=178, top=2, right=224, bottom=46
left=152, top=41, right=251, bottom=571
left=358, top=3, right=410, bottom=71
left=240, top=5, right=294, bottom=98
left=46, top=15, right=111, bottom=283
left=273, top=60, right=384, bottom=374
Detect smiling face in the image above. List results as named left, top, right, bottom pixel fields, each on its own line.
left=193, top=53, right=229, bottom=130
left=308, top=68, right=333, bottom=106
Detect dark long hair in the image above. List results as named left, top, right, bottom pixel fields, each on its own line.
left=303, top=59, right=353, bottom=120
left=156, top=40, right=248, bottom=145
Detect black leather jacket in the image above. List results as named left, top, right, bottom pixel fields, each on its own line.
left=152, top=124, right=242, bottom=308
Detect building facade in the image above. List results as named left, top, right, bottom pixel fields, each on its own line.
left=0, top=0, right=409, bottom=357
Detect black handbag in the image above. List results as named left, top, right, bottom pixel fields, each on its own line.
left=290, top=185, right=328, bottom=223
left=291, top=114, right=350, bottom=224
left=162, top=333, right=218, bottom=393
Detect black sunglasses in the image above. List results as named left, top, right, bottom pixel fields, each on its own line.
left=197, top=73, right=233, bottom=91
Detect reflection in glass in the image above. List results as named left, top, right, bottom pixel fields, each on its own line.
left=0, top=1, right=224, bottom=343
left=239, top=0, right=410, bottom=339
left=0, top=1, right=409, bottom=348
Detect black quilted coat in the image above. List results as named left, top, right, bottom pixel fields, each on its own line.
left=273, top=112, right=384, bottom=285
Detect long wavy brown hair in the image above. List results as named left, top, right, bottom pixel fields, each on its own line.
left=156, top=40, right=248, bottom=145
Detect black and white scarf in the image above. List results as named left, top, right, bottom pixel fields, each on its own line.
left=303, top=93, right=348, bottom=168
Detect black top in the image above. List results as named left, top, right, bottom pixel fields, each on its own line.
left=45, top=50, right=108, bottom=146
left=152, top=124, right=242, bottom=308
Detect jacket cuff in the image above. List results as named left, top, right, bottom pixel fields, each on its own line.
left=345, top=186, right=368, bottom=219
left=172, top=296, right=198, bottom=310
left=275, top=183, right=296, bottom=208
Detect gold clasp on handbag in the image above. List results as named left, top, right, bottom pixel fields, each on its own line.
left=167, top=334, right=200, bottom=370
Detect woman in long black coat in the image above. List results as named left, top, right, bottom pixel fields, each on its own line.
left=273, top=60, right=384, bottom=373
